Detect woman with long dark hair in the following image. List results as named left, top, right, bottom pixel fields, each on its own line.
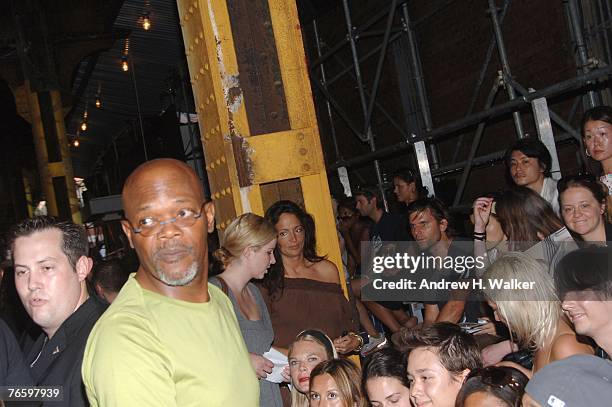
left=472, top=187, right=575, bottom=272
left=259, top=200, right=361, bottom=354
left=363, top=348, right=411, bottom=407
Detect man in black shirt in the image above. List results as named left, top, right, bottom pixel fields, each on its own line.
left=11, top=217, right=106, bottom=406
left=354, top=187, right=416, bottom=334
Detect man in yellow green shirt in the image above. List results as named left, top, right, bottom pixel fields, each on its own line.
left=82, top=159, right=259, bottom=406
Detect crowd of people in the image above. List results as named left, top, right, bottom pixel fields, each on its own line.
left=0, top=106, right=611, bottom=406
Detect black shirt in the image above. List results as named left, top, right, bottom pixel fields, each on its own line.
left=369, top=212, right=410, bottom=245
left=25, top=297, right=106, bottom=406
left=1, top=317, right=32, bottom=386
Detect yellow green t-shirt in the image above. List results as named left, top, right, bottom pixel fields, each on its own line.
left=82, top=274, right=259, bottom=406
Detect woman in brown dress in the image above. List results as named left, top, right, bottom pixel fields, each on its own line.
left=259, top=200, right=361, bottom=353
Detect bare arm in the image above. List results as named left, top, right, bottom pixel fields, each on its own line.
left=435, top=300, right=465, bottom=324
left=423, top=304, right=439, bottom=327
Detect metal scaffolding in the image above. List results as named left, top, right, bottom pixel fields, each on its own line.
left=308, top=0, right=612, bottom=206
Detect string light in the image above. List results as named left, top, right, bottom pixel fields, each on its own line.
left=121, top=38, right=130, bottom=72
left=142, top=1, right=151, bottom=31
left=81, top=106, right=88, bottom=131
left=143, top=13, right=151, bottom=30
left=95, top=82, right=102, bottom=108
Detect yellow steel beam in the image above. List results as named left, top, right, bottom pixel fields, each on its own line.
left=27, top=84, right=82, bottom=223
left=176, top=0, right=346, bottom=295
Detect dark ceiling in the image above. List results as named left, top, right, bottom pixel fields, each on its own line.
left=66, top=0, right=187, bottom=177
left=0, top=0, right=346, bottom=180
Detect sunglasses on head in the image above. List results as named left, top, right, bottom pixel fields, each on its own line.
left=467, top=367, right=523, bottom=391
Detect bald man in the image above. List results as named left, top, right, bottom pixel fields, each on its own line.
left=82, top=159, right=258, bottom=406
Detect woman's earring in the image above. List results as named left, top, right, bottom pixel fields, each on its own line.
left=586, top=148, right=591, bottom=158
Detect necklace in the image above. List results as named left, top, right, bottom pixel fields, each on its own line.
left=30, top=336, right=48, bottom=368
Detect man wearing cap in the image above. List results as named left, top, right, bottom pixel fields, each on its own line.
left=82, top=159, right=258, bottom=406
left=522, top=355, right=612, bottom=406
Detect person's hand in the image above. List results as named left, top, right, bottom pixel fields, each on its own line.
left=473, top=317, right=497, bottom=336
left=249, top=353, right=274, bottom=379
left=472, top=197, right=494, bottom=234
left=281, top=365, right=290, bottom=382
left=481, top=340, right=518, bottom=366
left=333, top=334, right=360, bottom=354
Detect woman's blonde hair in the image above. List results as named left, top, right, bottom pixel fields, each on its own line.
left=288, top=330, right=338, bottom=407
left=483, top=252, right=561, bottom=350
left=212, top=213, right=276, bottom=268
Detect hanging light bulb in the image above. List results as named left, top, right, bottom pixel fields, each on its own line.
left=80, top=106, right=88, bottom=131
left=73, top=139, right=80, bottom=147
left=143, top=13, right=151, bottom=30
left=95, top=82, right=102, bottom=108
left=121, top=38, right=130, bottom=72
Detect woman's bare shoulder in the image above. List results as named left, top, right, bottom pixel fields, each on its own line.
left=311, top=259, right=341, bottom=284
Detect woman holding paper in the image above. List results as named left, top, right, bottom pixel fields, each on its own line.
left=210, top=213, right=283, bottom=407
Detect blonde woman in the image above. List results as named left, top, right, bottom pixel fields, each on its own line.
left=288, top=330, right=337, bottom=407
left=482, top=252, right=593, bottom=376
left=210, top=213, right=281, bottom=407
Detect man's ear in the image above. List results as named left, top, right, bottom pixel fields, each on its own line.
left=204, top=201, right=215, bottom=233
left=94, top=282, right=105, bottom=298
left=75, top=255, right=93, bottom=282
left=458, top=368, right=471, bottom=384
left=121, top=220, right=135, bottom=249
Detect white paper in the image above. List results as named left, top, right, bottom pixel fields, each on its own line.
left=262, top=347, right=288, bottom=383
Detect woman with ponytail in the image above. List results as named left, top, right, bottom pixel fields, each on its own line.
left=210, top=213, right=282, bottom=407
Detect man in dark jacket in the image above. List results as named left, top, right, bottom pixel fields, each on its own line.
left=11, top=217, right=106, bottom=406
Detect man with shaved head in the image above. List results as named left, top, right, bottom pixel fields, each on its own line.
left=82, top=159, right=258, bottom=406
